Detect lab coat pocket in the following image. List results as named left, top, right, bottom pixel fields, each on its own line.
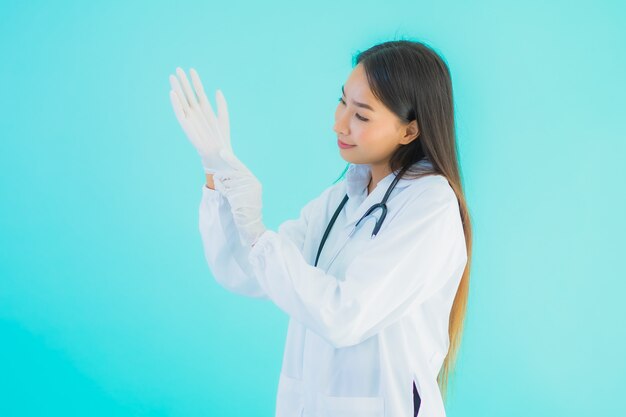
left=320, top=394, right=385, bottom=417
left=276, top=373, right=304, bottom=417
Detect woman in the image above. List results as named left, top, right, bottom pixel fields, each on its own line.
left=170, top=39, right=472, bottom=417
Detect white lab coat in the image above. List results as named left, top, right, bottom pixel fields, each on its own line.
left=198, top=159, right=467, bottom=417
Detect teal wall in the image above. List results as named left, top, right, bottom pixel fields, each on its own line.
left=1, top=1, right=624, bottom=416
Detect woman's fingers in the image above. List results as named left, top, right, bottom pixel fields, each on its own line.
left=169, top=74, right=190, bottom=115
left=170, top=89, right=209, bottom=151
left=189, top=68, right=219, bottom=131
left=215, top=89, right=231, bottom=150
left=176, top=67, right=200, bottom=110
left=169, top=89, right=187, bottom=120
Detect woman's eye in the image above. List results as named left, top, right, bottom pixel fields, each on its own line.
left=338, top=97, right=369, bottom=122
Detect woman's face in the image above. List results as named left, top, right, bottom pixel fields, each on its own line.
left=333, top=63, right=418, bottom=166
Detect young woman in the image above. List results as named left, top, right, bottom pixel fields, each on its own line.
left=170, top=39, right=472, bottom=417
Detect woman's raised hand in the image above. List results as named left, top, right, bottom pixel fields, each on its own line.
left=169, top=67, right=234, bottom=174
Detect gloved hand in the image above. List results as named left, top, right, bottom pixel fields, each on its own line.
left=169, top=67, right=234, bottom=174
left=213, top=149, right=268, bottom=247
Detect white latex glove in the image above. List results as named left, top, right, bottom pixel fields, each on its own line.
left=213, top=149, right=268, bottom=247
left=169, top=67, right=234, bottom=174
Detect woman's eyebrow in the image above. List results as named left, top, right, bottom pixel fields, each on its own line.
left=342, top=85, right=375, bottom=112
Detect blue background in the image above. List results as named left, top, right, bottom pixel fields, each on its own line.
left=1, top=0, right=624, bottom=416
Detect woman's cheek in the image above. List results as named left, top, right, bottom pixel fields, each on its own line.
left=355, top=127, right=372, bottom=144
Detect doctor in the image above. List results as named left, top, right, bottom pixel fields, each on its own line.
left=170, top=39, right=472, bottom=417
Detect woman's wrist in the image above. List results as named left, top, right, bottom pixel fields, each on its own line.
left=205, top=173, right=215, bottom=190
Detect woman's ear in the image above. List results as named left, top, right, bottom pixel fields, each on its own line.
left=400, top=120, right=420, bottom=145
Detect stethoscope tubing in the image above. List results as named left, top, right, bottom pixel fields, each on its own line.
left=314, top=164, right=411, bottom=268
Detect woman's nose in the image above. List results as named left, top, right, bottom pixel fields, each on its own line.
left=333, top=113, right=349, bottom=135
left=333, top=122, right=344, bottom=135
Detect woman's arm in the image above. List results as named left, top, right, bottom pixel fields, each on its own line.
left=198, top=178, right=329, bottom=298
left=199, top=181, right=268, bottom=299
left=246, top=182, right=468, bottom=348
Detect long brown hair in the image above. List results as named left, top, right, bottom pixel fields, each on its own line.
left=353, top=39, right=473, bottom=401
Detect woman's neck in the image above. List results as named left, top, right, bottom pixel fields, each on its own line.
left=367, top=163, right=392, bottom=196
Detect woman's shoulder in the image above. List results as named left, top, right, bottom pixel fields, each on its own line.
left=407, top=173, right=457, bottom=203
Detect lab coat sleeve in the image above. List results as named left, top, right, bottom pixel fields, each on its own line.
left=198, top=184, right=326, bottom=299
left=198, top=184, right=268, bottom=299
left=247, top=183, right=468, bottom=348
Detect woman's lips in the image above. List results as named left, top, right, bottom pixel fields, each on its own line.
left=337, top=139, right=356, bottom=149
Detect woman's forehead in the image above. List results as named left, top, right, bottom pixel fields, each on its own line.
left=343, top=65, right=379, bottom=109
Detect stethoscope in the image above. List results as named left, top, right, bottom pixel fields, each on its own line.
left=314, top=164, right=411, bottom=267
